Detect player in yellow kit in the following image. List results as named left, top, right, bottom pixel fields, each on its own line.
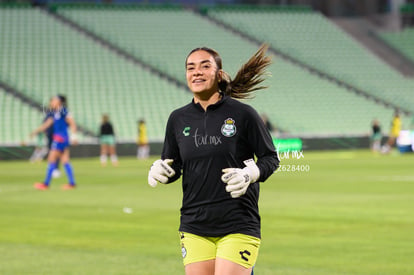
left=137, top=119, right=149, bottom=159
left=382, top=111, right=402, bottom=153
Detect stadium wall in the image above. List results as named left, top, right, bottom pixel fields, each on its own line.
left=0, top=136, right=381, bottom=160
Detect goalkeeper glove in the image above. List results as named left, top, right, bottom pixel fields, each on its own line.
left=148, top=159, right=175, bottom=187
left=221, top=159, right=260, bottom=198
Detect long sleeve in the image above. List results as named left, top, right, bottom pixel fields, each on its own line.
left=161, top=113, right=182, bottom=183
left=246, top=108, right=280, bottom=182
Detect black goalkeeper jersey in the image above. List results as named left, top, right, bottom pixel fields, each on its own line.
left=162, top=95, right=279, bottom=238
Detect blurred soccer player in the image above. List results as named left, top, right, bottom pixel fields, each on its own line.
left=382, top=110, right=402, bottom=154
left=370, top=119, right=381, bottom=152
left=99, top=114, right=118, bottom=166
left=148, top=45, right=279, bottom=275
left=137, top=119, right=149, bottom=159
left=31, top=95, right=78, bottom=190
left=44, top=99, right=61, bottom=177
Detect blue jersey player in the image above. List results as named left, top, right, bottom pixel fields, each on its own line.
left=31, top=95, right=78, bottom=190
left=44, top=98, right=61, bottom=177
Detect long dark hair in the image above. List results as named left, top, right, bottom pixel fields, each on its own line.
left=185, top=44, right=272, bottom=99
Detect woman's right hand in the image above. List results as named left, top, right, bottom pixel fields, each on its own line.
left=147, top=159, right=175, bottom=187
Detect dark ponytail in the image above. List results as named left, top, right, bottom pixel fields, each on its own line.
left=222, top=44, right=271, bottom=99
left=186, top=44, right=272, bottom=99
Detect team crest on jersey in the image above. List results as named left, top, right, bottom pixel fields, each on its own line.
left=221, top=118, right=236, bottom=137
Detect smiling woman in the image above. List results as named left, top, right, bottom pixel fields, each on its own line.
left=185, top=45, right=271, bottom=105
left=147, top=44, right=280, bottom=275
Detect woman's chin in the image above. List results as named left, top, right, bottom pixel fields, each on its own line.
left=191, top=87, right=218, bottom=95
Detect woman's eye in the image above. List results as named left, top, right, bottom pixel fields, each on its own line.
left=187, top=67, right=194, bottom=71
left=203, top=65, right=210, bottom=69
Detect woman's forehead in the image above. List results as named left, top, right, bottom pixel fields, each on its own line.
left=186, top=50, right=215, bottom=65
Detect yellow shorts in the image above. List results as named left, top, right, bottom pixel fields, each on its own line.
left=179, top=232, right=261, bottom=269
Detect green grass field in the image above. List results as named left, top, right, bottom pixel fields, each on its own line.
left=0, top=150, right=413, bottom=275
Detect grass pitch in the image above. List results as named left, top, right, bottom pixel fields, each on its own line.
left=0, top=150, right=413, bottom=275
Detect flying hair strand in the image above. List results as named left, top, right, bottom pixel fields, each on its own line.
left=220, top=43, right=272, bottom=99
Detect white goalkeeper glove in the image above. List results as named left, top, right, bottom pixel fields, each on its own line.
left=221, top=159, right=260, bottom=198
left=148, top=159, right=175, bottom=188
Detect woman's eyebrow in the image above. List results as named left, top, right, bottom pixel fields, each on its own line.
left=186, top=60, right=212, bottom=67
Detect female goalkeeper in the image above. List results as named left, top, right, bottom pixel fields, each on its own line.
left=148, top=45, right=279, bottom=275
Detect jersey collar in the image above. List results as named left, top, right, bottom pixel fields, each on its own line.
left=192, top=94, right=228, bottom=112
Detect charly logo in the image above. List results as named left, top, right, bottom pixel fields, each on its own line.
left=239, top=250, right=251, bottom=262
left=221, top=118, right=236, bottom=137
left=183, top=127, right=190, bottom=137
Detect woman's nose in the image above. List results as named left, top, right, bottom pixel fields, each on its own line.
left=193, top=68, right=202, bottom=76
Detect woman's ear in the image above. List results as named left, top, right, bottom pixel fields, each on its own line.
left=217, top=69, right=223, bottom=82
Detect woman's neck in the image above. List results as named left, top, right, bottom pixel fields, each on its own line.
left=193, top=91, right=221, bottom=111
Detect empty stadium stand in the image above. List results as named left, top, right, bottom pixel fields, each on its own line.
left=250, top=58, right=406, bottom=135
left=56, top=5, right=257, bottom=79
left=56, top=5, right=410, bottom=135
left=378, top=28, right=414, bottom=64
left=0, top=5, right=191, bottom=142
left=0, top=4, right=411, bottom=145
left=207, top=7, right=414, bottom=114
left=0, top=89, right=44, bottom=145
